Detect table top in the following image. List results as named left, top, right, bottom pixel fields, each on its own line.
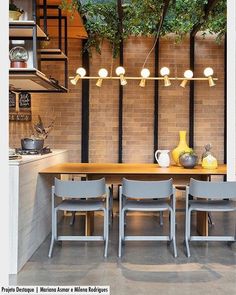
left=40, top=163, right=227, bottom=175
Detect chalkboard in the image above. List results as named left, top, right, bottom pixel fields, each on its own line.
left=9, top=91, right=16, bottom=108
left=19, top=92, right=31, bottom=108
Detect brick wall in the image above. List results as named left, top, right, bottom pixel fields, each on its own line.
left=9, top=34, right=225, bottom=164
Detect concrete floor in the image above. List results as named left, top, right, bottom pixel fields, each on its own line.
left=9, top=200, right=236, bottom=295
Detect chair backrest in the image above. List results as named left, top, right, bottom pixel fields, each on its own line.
left=189, top=178, right=236, bottom=199
left=122, top=178, right=173, bottom=199
left=54, top=177, right=106, bottom=198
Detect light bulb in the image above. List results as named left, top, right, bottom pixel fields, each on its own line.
left=180, top=70, right=194, bottom=88
left=115, top=66, right=125, bottom=76
left=184, top=70, right=193, bottom=79
left=96, top=68, right=108, bottom=87
left=98, top=68, right=108, bottom=78
left=140, top=68, right=150, bottom=78
left=160, top=67, right=170, bottom=76
left=204, top=67, right=214, bottom=77
left=76, top=67, right=86, bottom=77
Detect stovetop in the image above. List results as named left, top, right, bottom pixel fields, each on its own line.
left=16, top=147, right=52, bottom=155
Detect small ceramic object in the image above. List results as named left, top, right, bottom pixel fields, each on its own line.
left=155, top=150, right=170, bottom=168
left=201, top=143, right=218, bottom=169
left=202, top=155, right=218, bottom=169
left=179, top=152, right=198, bottom=169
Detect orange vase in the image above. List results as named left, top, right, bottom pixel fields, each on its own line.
left=172, top=131, right=192, bottom=166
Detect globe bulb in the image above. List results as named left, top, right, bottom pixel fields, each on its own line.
left=9, top=46, right=29, bottom=62
left=76, top=67, right=86, bottom=77
left=140, top=68, right=150, bottom=78
left=204, top=67, right=214, bottom=77
left=184, top=70, right=193, bottom=79
left=98, top=68, right=108, bottom=78
left=160, top=67, right=170, bottom=76
left=116, top=66, right=125, bottom=76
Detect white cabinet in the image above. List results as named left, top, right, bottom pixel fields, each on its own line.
left=9, top=150, right=68, bottom=274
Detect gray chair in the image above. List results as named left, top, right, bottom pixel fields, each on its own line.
left=185, top=178, right=236, bottom=257
left=118, top=178, right=177, bottom=258
left=48, top=177, right=110, bottom=258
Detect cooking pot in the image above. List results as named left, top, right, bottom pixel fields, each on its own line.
left=21, top=138, right=44, bottom=150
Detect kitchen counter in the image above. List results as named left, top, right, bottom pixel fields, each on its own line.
left=9, top=149, right=67, bottom=166
left=9, top=149, right=68, bottom=274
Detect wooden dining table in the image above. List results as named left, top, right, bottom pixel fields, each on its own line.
left=40, top=163, right=227, bottom=236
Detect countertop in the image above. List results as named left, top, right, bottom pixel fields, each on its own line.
left=9, top=149, right=68, bottom=166
left=40, top=162, right=227, bottom=175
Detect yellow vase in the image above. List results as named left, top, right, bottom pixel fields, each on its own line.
left=172, top=130, right=192, bottom=166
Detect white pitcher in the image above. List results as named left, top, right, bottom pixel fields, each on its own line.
left=155, top=150, right=170, bottom=168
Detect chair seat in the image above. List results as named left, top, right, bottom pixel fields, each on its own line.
left=56, top=199, right=105, bottom=211
left=189, top=200, right=236, bottom=211
left=123, top=199, right=171, bottom=211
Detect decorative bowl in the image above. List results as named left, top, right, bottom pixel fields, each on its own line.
left=179, top=152, right=198, bottom=169
left=9, top=10, right=22, bottom=21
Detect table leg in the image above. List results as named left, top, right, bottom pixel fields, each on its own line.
left=85, top=212, right=94, bottom=236
left=196, top=212, right=208, bottom=236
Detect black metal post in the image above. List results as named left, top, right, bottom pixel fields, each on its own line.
left=64, top=16, right=68, bottom=89
left=153, top=39, right=159, bottom=162
left=43, top=0, right=48, bottom=36
left=118, top=0, right=123, bottom=163
left=189, top=34, right=195, bottom=148
left=81, top=40, right=90, bottom=163
left=32, top=0, right=36, bottom=22
left=224, top=34, right=227, bottom=165
left=58, top=7, right=62, bottom=50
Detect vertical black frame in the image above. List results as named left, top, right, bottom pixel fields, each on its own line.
left=189, top=35, right=195, bottom=148
left=153, top=39, right=159, bottom=162
left=81, top=40, right=90, bottom=163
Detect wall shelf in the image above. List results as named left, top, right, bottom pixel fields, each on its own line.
left=9, top=68, right=67, bottom=92
left=38, top=49, right=68, bottom=60
left=9, top=1, right=68, bottom=93
left=9, top=21, right=47, bottom=38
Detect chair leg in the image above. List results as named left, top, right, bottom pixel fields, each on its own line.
left=185, top=209, right=191, bottom=258
left=170, top=209, right=177, bottom=258
left=118, top=209, right=124, bottom=258
left=103, top=209, right=107, bottom=240
left=124, top=211, right=127, bottom=226
left=48, top=235, right=55, bottom=258
left=109, top=192, right=113, bottom=226
left=159, top=211, right=164, bottom=226
left=70, top=211, right=76, bottom=226
left=48, top=209, right=57, bottom=258
left=104, top=209, right=109, bottom=258
left=208, top=212, right=214, bottom=226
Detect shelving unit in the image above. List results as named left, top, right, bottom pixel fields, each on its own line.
left=38, top=49, right=67, bottom=60
left=38, top=4, right=69, bottom=89
left=9, top=21, right=47, bottom=38
left=9, top=0, right=68, bottom=93
left=9, top=68, right=67, bottom=92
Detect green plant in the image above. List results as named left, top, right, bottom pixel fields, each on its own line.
left=201, top=0, right=226, bottom=42
left=60, top=0, right=226, bottom=56
left=79, top=1, right=120, bottom=57
left=9, top=0, right=24, bottom=13
left=179, top=149, right=196, bottom=158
